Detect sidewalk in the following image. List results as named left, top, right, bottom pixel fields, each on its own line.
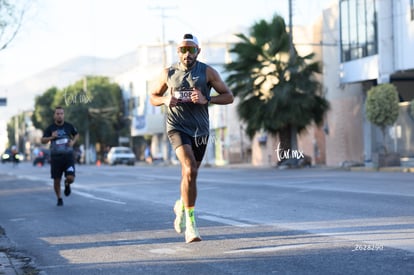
left=349, top=166, right=414, bottom=173
left=0, top=227, right=41, bottom=275
left=217, top=162, right=414, bottom=173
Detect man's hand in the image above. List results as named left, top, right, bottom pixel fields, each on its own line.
left=191, top=88, right=208, bottom=105
left=164, top=95, right=179, bottom=107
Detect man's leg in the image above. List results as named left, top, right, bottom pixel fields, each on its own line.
left=64, top=174, right=74, bottom=196
left=51, top=157, right=64, bottom=206
left=176, top=144, right=198, bottom=207
left=54, top=178, right=63, bottom=206
left=66, top=175, right=75, bottom=184
left=175, top=144, right=202, bottom=243
left=64, top=155, right=76, bottom=197
left=53, top=178, right=62, bottom=198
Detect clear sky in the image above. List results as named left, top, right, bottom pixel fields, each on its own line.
left=0, top=0, right=334, bottom=86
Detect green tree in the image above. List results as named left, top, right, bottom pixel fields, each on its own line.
left=31, top=76, right=128, bottom=160
left=6, top=113, right=24, bottom=150
left=53, top=76, right=128, bottom=158
left=225, top=15, right=329, bottom=152
left=365, top=83, right=399, bottom=153
left=32, top=87, right=58, bottom=131
left=6, top=117, right=16, bottom=147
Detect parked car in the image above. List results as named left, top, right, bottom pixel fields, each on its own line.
left=107, top=146, right=136, bottom=166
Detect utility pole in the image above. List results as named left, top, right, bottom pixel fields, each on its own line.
left=160, top=7, right=167, bottom=68
left=149, top=5, right=177, bottom=163
left=288, top=0, right=295, bottom=61
left=14, top=114, right=19, bottom=148
left=149, top=6, right=177, bottom=67
left=288, top=0, right=298, bottom=151
left=83, top=77, right=90, bottom=165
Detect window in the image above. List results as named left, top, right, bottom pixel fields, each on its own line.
left=340, top=0, right=378, bottom=62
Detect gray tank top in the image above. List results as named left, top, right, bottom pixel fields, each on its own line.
left=166, top=61, right=210, bottom=137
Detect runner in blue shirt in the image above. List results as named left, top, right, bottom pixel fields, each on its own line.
left=42, top=106, right=79, bottom=206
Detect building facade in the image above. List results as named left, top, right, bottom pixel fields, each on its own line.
left=114, top=0, right=414, bottom=168
left=322, top=0, right=414, bottom=166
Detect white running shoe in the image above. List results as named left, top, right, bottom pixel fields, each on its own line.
left=185, top=222, right=202, bottom=243
left=173, top=200, right=185, bottom=234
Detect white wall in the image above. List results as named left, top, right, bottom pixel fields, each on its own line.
left=339, top=56, right=379, bottom=83
left=394, top=0, right=414, bottom=70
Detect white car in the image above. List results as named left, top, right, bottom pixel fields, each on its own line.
left=107, top=146, right=136, bottom=166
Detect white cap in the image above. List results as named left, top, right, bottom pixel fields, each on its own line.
left=182, top=33, right=199, bottom=46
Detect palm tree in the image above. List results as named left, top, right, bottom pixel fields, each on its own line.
left=225, top=15, right=329, bottom=153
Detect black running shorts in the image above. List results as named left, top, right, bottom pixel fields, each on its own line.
left=50, top=153, right=75, bottom=179
left=168, top=130, right=208, bottom=162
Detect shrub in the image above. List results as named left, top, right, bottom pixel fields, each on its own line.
left=365, top=83, right=399, bottom=153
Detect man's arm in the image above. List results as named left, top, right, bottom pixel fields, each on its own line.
left=41, top=127, right=57, bottom=144
left=41, top=136, right=53, bottom=144
left=207, top=66, right=234, bottom=105
left=150, top=68, right=178, bottom=107
left=70, top=133, right=79, bottom=147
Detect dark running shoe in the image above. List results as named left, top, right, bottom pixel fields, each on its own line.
left=57, top=198, right=63, bottom=206
left=64, top=179, right=71, bottom=196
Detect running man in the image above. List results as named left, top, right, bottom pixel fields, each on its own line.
left=150, top=33, right=234, bottom=243
left=41, top=106, right=79, bottom=206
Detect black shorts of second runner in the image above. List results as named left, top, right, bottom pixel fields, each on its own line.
left=50, top=153, right=76, bottom=179
left=168, top=130, right=208, bottom=162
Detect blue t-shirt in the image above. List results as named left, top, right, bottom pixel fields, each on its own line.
left=43, top=122, right=78, bottom=155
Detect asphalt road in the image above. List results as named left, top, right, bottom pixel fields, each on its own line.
left=0, top=162, right=413, bottom=274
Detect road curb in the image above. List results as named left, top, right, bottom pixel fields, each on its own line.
left=349, top=166, right=414, bottom=173
left=0, top=227, right=41, bottom=275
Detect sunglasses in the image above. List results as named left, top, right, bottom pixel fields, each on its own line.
left=179, top=46, right=198, bottom=54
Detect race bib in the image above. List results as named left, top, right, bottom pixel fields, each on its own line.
left=174, top=90, right=193, bottom=102
left=56, top=138, right=68, bottom=145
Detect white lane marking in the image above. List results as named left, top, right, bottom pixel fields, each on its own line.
left=225, top=244, right=312, bottom=254
left=199, top=215, right=253, bottom=227
left=16, top=175, right=45, bottom=182
left=72, top=190, right=126, bottom=205
left=149, top=247, right=192, bottom=255
left=149, top=248, right=177, bottom=255
left=16, top=174, right=126, bottom=205
left=10, top=218, right=26, bottom=222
